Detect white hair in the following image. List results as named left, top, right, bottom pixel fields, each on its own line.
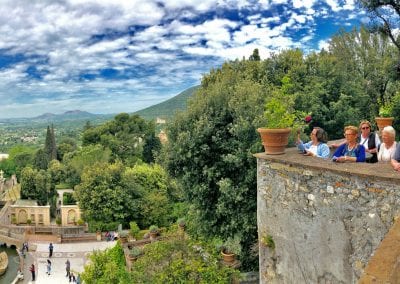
left=382, top=126, right=396, bottom=138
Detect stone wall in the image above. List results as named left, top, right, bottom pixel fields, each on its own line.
left=256, top=148, right=400, bottom=284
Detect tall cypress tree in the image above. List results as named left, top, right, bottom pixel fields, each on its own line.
left=44, top=125, right=57, bottom=167
left=51, top=124, right=57, bottom=160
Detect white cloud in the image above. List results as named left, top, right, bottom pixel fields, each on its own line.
left=325, top=0, right=341, bottom=12
left=0, top=0, right=364, bottom=118
left=318, top=39, right=330, bottom=51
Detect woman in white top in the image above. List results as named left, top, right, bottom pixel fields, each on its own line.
left=378, top=126, right=397, bottom=162
left=359, top=120, right=381, bottom=163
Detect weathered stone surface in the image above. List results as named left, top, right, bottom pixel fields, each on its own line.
left=256, top=148, right=400, bottom=284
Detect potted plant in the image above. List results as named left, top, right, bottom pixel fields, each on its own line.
left=220, top=236, right=242, bottom=263
left=56, top=216, right=62, bottom=226
left=375, top=100, right=394, bottom=131
left=76, top=218, right=85, bottom=226
left=129, top=247, right=143, bottom=262
left=257, top=77, right=306, bottom=154
left=177, top=218, right=186, bottom=230
left=119, top=231, right=128, bottom=243
left=149, top=225, right=159, bottom=239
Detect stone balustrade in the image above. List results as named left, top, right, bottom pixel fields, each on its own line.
left=255, top=148, right=400, bottom=284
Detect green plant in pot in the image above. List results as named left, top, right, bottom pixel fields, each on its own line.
left=119, top=231, right=128, bottom=243
left=177, top=218, right=186, bottom=228
left=129, top=247, right=143, bottom=260
left=376, top=99, right=394, bottom=131
left=257, top=76, right=305, bottom=154
left=221, top=235, right=242, bottom=263
left=149, top=225, right=159, bottom=238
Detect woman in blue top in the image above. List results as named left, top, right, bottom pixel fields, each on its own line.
left=332, top=126, right=366, bottom=162
left=297, top=127, right=330, bottom=158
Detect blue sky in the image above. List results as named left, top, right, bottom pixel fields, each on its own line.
left=0, top=0, right=366, bottom=118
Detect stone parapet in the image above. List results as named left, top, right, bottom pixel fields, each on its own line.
left=255, top=148, right=400, bottom=284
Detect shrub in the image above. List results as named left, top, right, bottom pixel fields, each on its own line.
left=130, top=235, right=239, bottom=283
left=76, top=218, right=85, bottom=226
left=149, top=225, right=159, bottom=234
left=129, top=221, right=140, bottom=239
left=177, top=218, right=186, bottom=227
left=26, top=219, right=32, bottom=225
left=130, top=247, right=142, bottom=257
left=222, top=235, right=242, bottom=256
left=56, top=216, right=62, bottom=225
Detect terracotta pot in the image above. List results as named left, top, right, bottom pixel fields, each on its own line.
left=257, top=128, right=291, bottom=155
left=375, top=117, right=394, bottom=131
left=221, top=250, right=235, bottom=263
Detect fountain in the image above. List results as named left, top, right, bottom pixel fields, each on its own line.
left=0, top=246, right=19, bottom=283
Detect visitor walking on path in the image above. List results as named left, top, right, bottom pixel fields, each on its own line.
left=29, top=263, right=36, bottom=281
left=66, top=259, right=71, bottom=277
left=46, top=259, right=52, bottom=275
left=69, top=272, right=76, bottom=282
left=49, top=242, right=54, bottom=257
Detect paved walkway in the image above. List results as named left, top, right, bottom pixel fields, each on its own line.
left=23, top=241, right=116, bottom=284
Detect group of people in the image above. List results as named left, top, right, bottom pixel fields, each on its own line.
left=105, top=231, right=118, bottom=241
left=28, top=243, right=81, bottom=282
left=296, top=120, right=400, bottom=171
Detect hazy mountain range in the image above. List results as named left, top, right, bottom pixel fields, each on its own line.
left=0, top=86, right=198, bottom=124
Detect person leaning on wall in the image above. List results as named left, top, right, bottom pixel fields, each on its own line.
left=378, top=126, right=397, bottom=162
left=358, top=120, right=380, bottom=163
left=332, top=125, right=366, bottom=163
left=391, top=139, right=400, bottom=171
left=296, top=127, right=330, bottom=158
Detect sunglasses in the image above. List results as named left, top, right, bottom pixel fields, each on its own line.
left=361, top=127, right=370, bottom=130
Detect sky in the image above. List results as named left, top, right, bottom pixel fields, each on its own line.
left=0, top=0, right=367, bottom=119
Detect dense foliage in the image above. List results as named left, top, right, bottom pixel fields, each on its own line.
left=20, top=166, right=57, bottom=207
left=164, top=60, right=265, bottom=270
left=75, top=161, right=179, bottom=229
left=82, top=113, right=161, bottom=165
left=163, top=26, right=400, bottom=271
left=81, top=242, right=130, bottom=284
left=130, top=234, right=239, bottom=283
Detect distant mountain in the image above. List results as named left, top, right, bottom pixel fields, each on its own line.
left=0, top=110, right=114, bottom=127
left=35, top=112, right=56, bottom=119
left=134, top=85, right=199, bottom=121
left=33, top=110, right=100, bottom=121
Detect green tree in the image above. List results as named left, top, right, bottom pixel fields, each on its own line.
left=57, top=137, right=77, bottom=161
left=44, top=125, right=57, bottom=164
left=20, top=167, right=37, bottom=200
left=75, top=161, right=129, bottom=224
left=359, top=0, right=400, bottom=52
left=249, top=48, right=261, bottom=61
left=81, top=242, right=130, bottom=284
left=20, top=167, right=56, bottom=206
left=122, top=164, right=173, bottom=228
left=48, top=159, right=64, bottom=185
left=163, top=60, right=265, bottom=270
left=63, top=144, right=111, bottom=186
left=82, top=113, right=159, bottom=165
left=33, top=149, right=48, bottom=170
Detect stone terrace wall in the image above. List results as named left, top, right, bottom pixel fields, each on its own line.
left=255, top=148, right=400, bottom=284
